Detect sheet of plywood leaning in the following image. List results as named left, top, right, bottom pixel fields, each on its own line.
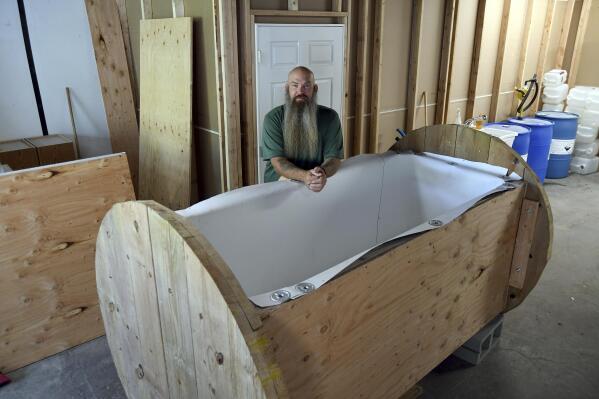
left=0, top=154, right=135, bottom=373
left=139, top=18, right=193, bottom=210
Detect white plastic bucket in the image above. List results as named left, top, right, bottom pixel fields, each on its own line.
left=574, top=140, right=599, bottom=158
left=542, top=103, right=564, bottom=112
left=479, top=127, right=518, bottom=147
left=565, top=105, right=585, bottom=116
left=581, top=109, right=599, bottom=127
left=543, top=69, right=568, bottom=86
left=567, top=86, right=592, bottom=108
left=570, top=156, right=599, bottom=175
left=576, top=125, right=599, bottom=144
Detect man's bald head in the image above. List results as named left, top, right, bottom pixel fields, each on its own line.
left=286, top=66, right=318, bottom=103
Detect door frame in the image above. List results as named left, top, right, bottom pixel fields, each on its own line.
left=253, top=23, right=346, bottom=184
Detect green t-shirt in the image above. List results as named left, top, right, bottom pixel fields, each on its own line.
left=260, top=105, right=344, bottom=182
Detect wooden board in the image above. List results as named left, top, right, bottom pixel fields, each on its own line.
left=25, top=134, right=76, bottom=166
left=0, top=139, right=39, bottom=170
left=139, top=18, right=193, bottom=211
left=513, top=0, right=534, bottom=115
left=555, top=0, right=575, bottom=69
left=489, top=0, right=511, bottom=122
left=0, top=154, right=135, bottom=373
left=532, top=0, right=556, bottom=113
left=261, top=187, right=525, bottom=399
left=353, top=0, right=371, bottom=154
left=369, top=0, right=385, bottom=153
left=406, top=0, right=423, bottom=131
left=509, top=199, right=540, bottom=289
left=435, top=0, right=457, bottom=124
left=391, top=124, right=552, bottom=311
left=465, top=0, right=486, bottom=119
left=568, top=0, right=593, bottom=85
left=96, top=201, right=283, bottom=399
left=85, top=0, right=139, bottom=193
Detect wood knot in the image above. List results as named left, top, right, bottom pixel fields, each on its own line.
left=216, top=352, right=224, bottom=365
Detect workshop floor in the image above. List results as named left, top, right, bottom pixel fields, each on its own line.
left=1, top=173, right=598, bottom=399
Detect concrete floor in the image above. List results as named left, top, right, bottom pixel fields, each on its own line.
left=1, top=173, right=598, bottom=399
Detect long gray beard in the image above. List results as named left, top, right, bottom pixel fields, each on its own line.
left=283, top=92, right=319, bottom=161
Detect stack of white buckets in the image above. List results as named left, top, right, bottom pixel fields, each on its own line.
left=541, top=69, right=569, bottom=112
left=566, top=87, right=599, bottom=174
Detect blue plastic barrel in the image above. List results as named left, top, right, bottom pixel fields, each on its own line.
left=507, top=117, right=554, bottom=182
left=484, top=123, right=531, bottom=161
left=535, top=111, right=579, bottom=178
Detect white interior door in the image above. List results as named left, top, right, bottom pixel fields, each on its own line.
left=255, top=24, right=345, bottom=183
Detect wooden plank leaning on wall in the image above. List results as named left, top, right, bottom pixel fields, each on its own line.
left=532, top=0, right=556, bottom=113
left=489, top=0, right=511, bottom=122
left=354, top=0, right=371, bottom=154
left=406, top=0, right=423, bottom=131
left=555, top=0, right=576, bottom=69
left=0, top=154, right=135, bottom=373
left=465, top=0, right=486, bottom=120
left=85, top=0, right=140, bottom=194
left=513, top=0, right=534, bottom=115
left=369, top=0, right=385, bottom=154
left=435, top=0, right=458, bottom=125
left=214, top=0, right=243, bottom=191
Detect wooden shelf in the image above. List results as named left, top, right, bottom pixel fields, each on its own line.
left=250, top=10, right=348, bottom=17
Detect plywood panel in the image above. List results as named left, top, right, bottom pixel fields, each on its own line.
left=0, top=154, right=135, bottom=373
left=139, top=18, right=193, bottom=210
left=85, top=0, right=139, bottom=190
left=263, top=187, right=524, bottom=399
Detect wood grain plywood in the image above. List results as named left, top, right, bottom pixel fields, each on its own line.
left=139, top=18, right=193, bottom=211
left=0, top=154, right=135, bottom=373
left=262, top=187, right=524, bottom=399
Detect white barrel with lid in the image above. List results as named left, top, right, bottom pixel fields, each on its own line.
left=479, top=126, right=518, bottom=147
left=574, top=140, right=599, bottom=158
left=542, top=83, right=569, bottom=104
left=570, top=156, right=599, bottom=174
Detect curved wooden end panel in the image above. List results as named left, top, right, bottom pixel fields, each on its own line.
left=95, top=201, right=285, bottom=399
left=390, top=124, right=553, bottom=311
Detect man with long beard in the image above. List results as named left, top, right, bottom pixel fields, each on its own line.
left=260, top=66, right=343, bottom=192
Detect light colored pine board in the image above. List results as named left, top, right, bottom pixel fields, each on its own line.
left=435, top=0, right=457, bottom=124
left=332, top=0, right=343, bottom=12
left=215, top=0, right=243, bottom=190
left=532, top=0, right=556, bottom=113
left=569, top=0, right=593, bottom=86
left=465, top=0, right=486, bottom=119
left=487, top=138, right=525, bottom=177
left=262, top=187, right=525, bottom=398
left=139, top=18, right=193, bottom=210
left=85, top=0, right=139, bottom=193
left=406, top=0, right=423, bottom=131
left=115, top=0, right=138, bottom=117
left=512, top=0, right=534, bottom=114
left=96, top=202, right=168, bottom=398
left=369, top=0, right=385, bottom=153
left=97, top=201, right=280, bottom=398
left=489, top=0, right=511, bottom=122
left=454, top=124, right=491, bottom=162
left=509, top=199, right=540, bottom=289
left=354, top=0, right=371, bottom=154
left=212, top=0, right=228, bottom=192
left=342, top=7, right=352, bottom=158
left=555, top=0, right=575, bottom=69
left=0, top=154, right=135, bottom=373
left=424, top=124, right=457, bottom=156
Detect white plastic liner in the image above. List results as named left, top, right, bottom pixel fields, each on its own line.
left=178, top=151, right=521, bottom=307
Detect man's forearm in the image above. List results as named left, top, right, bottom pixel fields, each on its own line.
left=271, top=157, right=308, bottom=182
left=321, top=158, right=341, bottom=177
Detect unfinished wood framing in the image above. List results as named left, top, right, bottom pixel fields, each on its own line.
left=513, top=0, right=534, bottom=115
left=509, top=199, right=540, bottom=290
left=369, top=0, right=385, bottom=153
left=172, top=0, right=184, bottom=17
left=214, top=0, right=243, bottom=190
left=555, top=0, right=575, bottom=69
left=435, top=0, right=457, bottom=124
left=489, top=0, right=511, bottom=122
left=85, top=0, right=140, bottom=193
left=465, top=0, right=486, bottom=119
left=250, top=10, right=347, bottom=17
left=342, top=1, right=352, bottom=159
left=532, top=0, right=556, bottom=113
left=569, top=0, right=593, bottom=86
left=406, top=0, right=423, bottom=131
left=115, top=0, right=138, bottom=119
left=0, top=154, right=135, bottom=373
left=139, top=18, right=193, bottom=210
left=332, top=0, right=343, bottom=12
left=353, top=0, right=371, bottom=154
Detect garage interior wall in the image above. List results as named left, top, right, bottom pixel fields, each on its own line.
left=121, top=0, right=596, bottom=200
